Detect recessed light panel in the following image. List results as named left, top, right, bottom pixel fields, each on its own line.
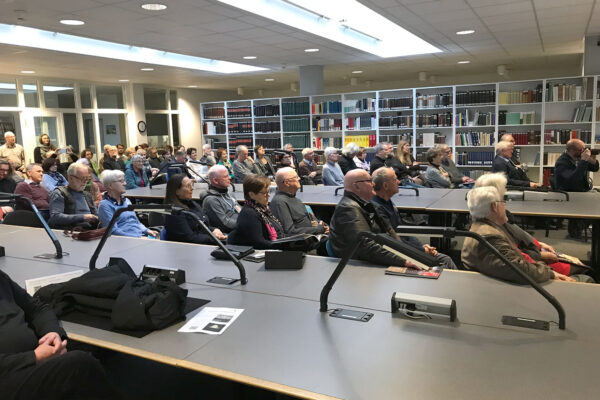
left=352, top=70, right=362, bottom=74
left=456, top=30, right=475, bottom=35
left=304, top=48, right=319, bottom=52
left=141, top=67, right=154, bottom=71
left=141, top=4, right=167, bottom=11
left=457, top=60, right=470, bottom=64
left=20, top=70, right=35, bottom=74
left=243, top=56, right=257, bottom=59
left=60, top=19, right=85, bottom=26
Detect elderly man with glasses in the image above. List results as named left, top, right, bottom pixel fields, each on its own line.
left=48, top=163, right=98, bottom=229
left=202, top=164, right=240, bottom=233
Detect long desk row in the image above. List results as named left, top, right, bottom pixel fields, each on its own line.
left=2, top=225, right=600, bottom=399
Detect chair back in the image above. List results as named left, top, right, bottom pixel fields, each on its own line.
left=2, top=210, right=44, bottom=228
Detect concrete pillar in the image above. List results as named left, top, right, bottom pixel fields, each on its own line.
left=583, top=35, right=600, bottom=75
left=299, top=65, right=324, bottom=96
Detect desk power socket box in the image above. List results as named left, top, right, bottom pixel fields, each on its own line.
left=391, top=292, right=456, bottom=321
left=141, top=265, right=186, bottom=285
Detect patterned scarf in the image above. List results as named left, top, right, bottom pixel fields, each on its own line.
left=245, top=199, right=280, bottom=240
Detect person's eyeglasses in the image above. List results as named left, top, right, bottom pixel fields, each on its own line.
left=495, top=200, right=506, bottom=205
left=354, top=179, right=373, bottom=184
left=258, top=189, right=269, bottom=195
left=285, top=176, right=300, bottom=182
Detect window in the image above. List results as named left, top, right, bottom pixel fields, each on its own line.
left=0, top=81, right=17, bottom=107
left=169, top=90, right=178, bottom=110
left=145, top=113, right=169, bottom=147
left=171, top=114, right=180, bottom=146
left=22, top=82, right=39, bottom=107
left=82, top=113, right=96, bottom=155
left=96, top=85, right=124, bottom=109
left=63, top=113, right=80, bottom=155
left=80, top=85, right=92, bottom=108
left=43, top=83, right=75, bottom=108
left=98, top=113, right=127, bottom=148
left=144, top=88, right=167, bottom=110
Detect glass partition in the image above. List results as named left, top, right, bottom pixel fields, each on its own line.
left=96, top=85, right=124, bottom=109
left=0, top=81, right=18, bottom=107
left=43, top=83, right=75, bottom=108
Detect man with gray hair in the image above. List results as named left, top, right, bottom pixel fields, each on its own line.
left=338, top=142, right=359, bottom=175
left=48, top=163, right=98, bottom=229
left=270, top=167, right=328, bottom=237
left=322, top=147, right=344, bottom=186
left=462, top=186, right=573, bottom=284
left=298, top=148, right=322, bottom=185
left=232, top=145, right=262, bottom=183
left=369, top=142, right=393, bottom=174
left=440, top=144, right=474, bottom=187
left=0, top=131, right=25, bottom=179
left=14, top=163, right=49, bottom=219
left=492, top=141, right=540, bottom=187
left=202, top=164, right=240, bottom=233
left=200, top=143, right=216, bottom=167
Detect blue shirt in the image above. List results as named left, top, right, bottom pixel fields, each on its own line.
left=98, top=194, right=148, bottom=237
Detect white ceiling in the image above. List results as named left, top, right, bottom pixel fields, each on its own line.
left=0, top=0, right=597, bottom=91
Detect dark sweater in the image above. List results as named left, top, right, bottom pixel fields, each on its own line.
left=0, top=177, right=16, bottom=193
left=102, top=157, right=121, bottom=171
left=554, top=152, right=599, bottom=192
left=369, top=155, right=391, bottom=175
left=269, top=191, right=325, bottom=235
left=14, top=181, right=49, bottom=210
left=164, top=199, right=216, bottom=244
left=338, top=154, right=357, bottom=175
left=0, top=270, right=67, bottom=378
left=227, top=205, right=284, bottom=249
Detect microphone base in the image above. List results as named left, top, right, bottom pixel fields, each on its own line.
left=207, top=276, right=240, bottom=285
left=34, top=252, right=67, bottom=260
left=329, top=308, right=373, bottom=323
left=502, top=315, right=550, bottom=331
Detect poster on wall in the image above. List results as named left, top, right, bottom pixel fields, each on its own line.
left=105, top=124, right=116, bottom=135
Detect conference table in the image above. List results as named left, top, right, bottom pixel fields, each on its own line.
left=2, top=225, right=600, bottom=399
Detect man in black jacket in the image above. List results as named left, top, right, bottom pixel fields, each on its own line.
left=554, top=139, right=598, bottom=192
left=369, top=142, right=393, bottom=174
left=0, top=270, right=118, bottom=399
left=338, top=142, right=358, bottom=175
left=491, top=141, right=540, bottom=188
left=328, top=169, right=417, bottom=268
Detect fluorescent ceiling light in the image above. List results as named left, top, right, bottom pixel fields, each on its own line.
left=265, top=78, right=275, bottom=81
left=118, top=79, right=129, bottom=82
left=457, top=60, right=470, bottom=64
left=243, top=56, right=257, bottom=59
left=20, top=70, right=35, bottom=74
left=304, top=48, right=319, bottom=52
left=60, top=19, right=85, bottom=26
left=218, top=0, right=440, bottom=58
left=0, top=23, right=266, bottom=74
left=456, top=30, right=474, bottom=35
left=188, top=85, right=198, bottom=88
left=141, top=3, right=167, bottom=11
left=352, top=70, right=362, bottom=74
left=42, top=85, right=73, bottom=92
left=141, top=67, right=154, bottom=71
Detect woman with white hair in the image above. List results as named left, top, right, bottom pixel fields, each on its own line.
left=322, top=147, right=344, bottom=186
left=125, top=154, right=149, bottom=189
left=462, top=186, right=573, bottom=284
left=338, top=142, right=359, bottom=175
left=98, top=169, right=158, bottom=237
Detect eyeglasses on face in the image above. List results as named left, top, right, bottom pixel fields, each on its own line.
left=354, top=178, right=373, bottom=184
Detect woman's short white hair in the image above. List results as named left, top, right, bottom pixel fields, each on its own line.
left=324, top=147, right=338, bottom=158
left=342, top=142, right=359, bottom=156
left=467, top=186, right=501, bottom=220
left=100, top=169, right=125, bottom=186
left=474, top=172, right=507, bottom=199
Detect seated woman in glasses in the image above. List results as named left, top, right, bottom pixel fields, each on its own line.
left=227, top=174, right=284, bottom=249
left=163, top=174, right=226, bottom=244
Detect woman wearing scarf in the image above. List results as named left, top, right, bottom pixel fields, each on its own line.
left=34, top=134, right=56, bottom=163
left=227, top=174, right=284, bottom=249
left=216, top=147, right=234, bottom=179
left=40, top=158, right=68, bottom=192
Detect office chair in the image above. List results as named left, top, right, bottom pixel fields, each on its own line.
left=2, top=210, right=44, bottom=228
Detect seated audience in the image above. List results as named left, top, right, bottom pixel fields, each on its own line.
left=98, top=145, right=110, bottom=173
left=41, top=158, right=68, bottom=192
left=200, top=144, right=216, bottom=166
left=322, top=147, right=344, bottom=186
left=123, top=147, right=135, bottom=166
left=371, top=167, right=456, bottom=269
left=270, top=167, right=328, bottom=236
left=0, top=270, right=118, bottom=399
left=278, top=153, right=295, bottom=171
left=216, top=147, right=234, bottom=179
left=80, top=148, right=100, bottom=180
left=440, top=144, right=474, bottom=187
left=186, top=147, right=206, bottom=179
left=328, top=169, right=417, bottom=268
left=98, top=170, right=158, bottom=238
left=298, top=147, right=322, bottom=185
left=163, top=174, right=225, bottom=244
left=424, top=147, right=452, bottom=188
left=147, top=147, right=161, bottom=169
left=353, top=146, right=370, bottom=171
left=48, top=163, right=98, bottom=229
left=160, top=145, right=173, bottom=163
left=492, top=141, right=540, bottom=187
left=254, top=145, right=275, bottom=178
left=338, top=142, right=359, bottom=175
left=227, top=174, right=284, bottom=249
left=14, top=163, right=49, bottom=219
left=554, top=138, right=599, bottom=192
left=125, top=155, right=149, bottom=189
left=33, top=133, right=56, bottom=164
left=389, top=140, right=423, bottom=187
left=163, top=150, right=192, bottom=179
left=462, top=186, right=576, bottom=284
left=284, top=143, right=298, bottom=169
left=233, top=145, right=261, bottom=183
left=101, top=146, right=122, bottom=171
left=0, top=159, right=16, bottom=193
left=369, top=142, right=393, bottom=174
left=203, top=165, right=240, bottom=233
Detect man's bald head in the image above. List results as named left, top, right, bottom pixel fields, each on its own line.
left=275, top=167, right=300, bottom=194
left=344, top=169, right=375, bottom=201
left=275, top=167, right=296, bottom=186
left=566, top=138, right=585, bottom=152
left=500, top=134, right=515, bottom=144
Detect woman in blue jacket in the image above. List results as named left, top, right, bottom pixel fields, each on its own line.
left=125, top=155, right=149, bottom=189
left=98, top=169, right=158, bottom=238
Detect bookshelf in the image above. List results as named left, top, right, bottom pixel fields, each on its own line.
left=200, top=75, right=600, bottom=183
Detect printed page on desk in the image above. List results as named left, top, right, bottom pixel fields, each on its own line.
left=179, top=307, right=244, bottom=335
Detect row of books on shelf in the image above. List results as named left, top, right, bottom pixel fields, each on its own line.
left=378, top=97, right=411, bottom=110
left=542, top=168, right=551, bottom=187
left=284, top=133, right=311, bottom=148
left=570, top=104, right=593, bottom=122
left=499, top=131, right=540, bottom=145
left=313, top=136, right=343, bottom=149
left=544, top=129, right=591, bottom=144
left=254, top=137, right=281, bottom=149
left=228, top=122, right=253, bottom=134
left=455, top=151, right=495, bottom=166
left=282, top=101, right=309, bottom=115
left=255, top=121, right=280, bottom=133
left=313, top=118, right=342, bottom=131
left=344, top=134, right=377, bottom=148
left=379, top=114, right=412, bottom=129
left=211, top=141, right=227, bottom=150
left=282, top=118, right=310, bottom=132
left=546, top=82, right=590, bottom=102
left=416, top=112, right=452, bottom=128
left=456, top=110, right=495, bottom=127
left=312, top=100, right=341, bottom=114
left=228, top=136, right=253, bottom=149
left=344, top=98, right=376, bottom=113
left=498, top=86, right=543, bottom=104
left=227, top=106, right=251, bottom=118
left=203, top=107, right=225, bottom=119
left=455, top=132, right=495, bottom=147
left=203, top=121, right=226, bottom=135
left=416, top=92, right=451, bottom=108
left=254, top=104, right=280, bottom=117
left=543, top=152, right=562, bottom=166
left=417, top=132, right=446, bottom=147
left=498, top=111, right=536, bottom=125
left=455, top=90, right=496, bottom=105
left=346, top=116, right=376, bottom=130
left=379, top=133, right=411, bottom=145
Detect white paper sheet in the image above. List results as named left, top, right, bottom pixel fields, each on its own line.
left=178, top=307, right=244, bottom=335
